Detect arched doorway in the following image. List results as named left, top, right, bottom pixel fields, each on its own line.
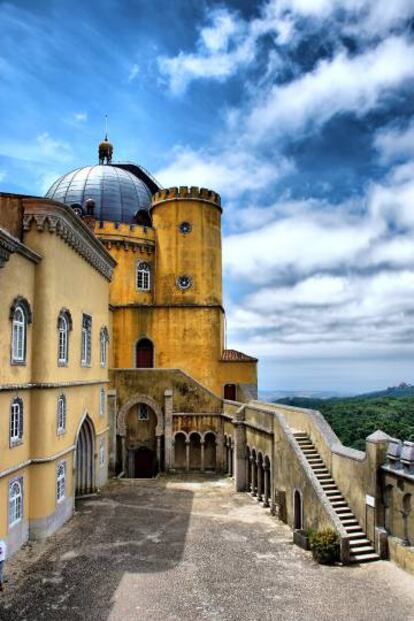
left=174, top=432, right=187, bottom=470
left=135, top=338, right=154, bottom=368
left=204, top=433, right=216, bottom=471
left=189, top=433, right=201, bottom=470
left=294, top=490, right=303, bottom=530
left=126, top=403, right=158, bottom=477
left=224, top=384, right=236, bottom=400
left=76, top=416, right=95, bottom=496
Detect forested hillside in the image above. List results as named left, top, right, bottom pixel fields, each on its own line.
left=275, top=396, right=414, bottom=451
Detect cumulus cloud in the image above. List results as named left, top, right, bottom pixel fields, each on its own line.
left=155, top=146, right=294, bottom=196
left=128, top=63, right=140, bottom=82
left=374, top=121, right=414, bottom=163
left=0, top=133, right=72, bottom=164
left=244, top=36, right=414, bottom=143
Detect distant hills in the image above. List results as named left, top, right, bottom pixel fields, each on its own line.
left=258, top=383, right=414, bottom=406
left=267, top=383, right=414, bottom=450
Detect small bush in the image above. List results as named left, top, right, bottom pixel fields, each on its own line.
left=309, top=528, right=340, bottom=565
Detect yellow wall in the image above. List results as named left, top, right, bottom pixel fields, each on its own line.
left=0, top=252, right=36, bottom=385
left=151, top=197, right=222, bottom=306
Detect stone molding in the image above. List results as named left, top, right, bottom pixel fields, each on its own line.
left=99, top=238, right=154, bottom=254
left=22, top=201, right=116, bottom=281
left=152, top=185, right=222, bottom=211
left=0, top=226, right=41, bottom=268
left=117, top=393, right=164, bottom=437
left=0, top=379, right=109, bottom=392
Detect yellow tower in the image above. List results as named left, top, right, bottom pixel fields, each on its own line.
left=151, top=186, right=222, bottom=306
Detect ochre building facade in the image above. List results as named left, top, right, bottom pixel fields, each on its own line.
left=0, top=138, right=412, bottom=574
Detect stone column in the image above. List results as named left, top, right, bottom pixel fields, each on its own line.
left=216, top=418, right=224, bottom=472
left=156, top=435, right=162, bottom=471
left=164, top=390, right=173, bottom=472
left=257, top=462, right=263, bottom=502
left=365, top=430, right=391, bottom=546
left=201, top=440, right=205, bottom=472
left=185, top=440, right=190, bottom=473
left=121, top=436, right=127, bottom=476
left=233, top=407, right=247, bottom=491
left=107, top=390, right=117, bottom=477
left=263, top=467, right=270, bottom=507
left=251, top=458, right=257, bottom=496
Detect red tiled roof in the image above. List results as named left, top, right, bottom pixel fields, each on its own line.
left=222, top=349, right=258, bottom=362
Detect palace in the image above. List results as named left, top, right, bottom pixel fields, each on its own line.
left=0, top=137, right=413, bottom=575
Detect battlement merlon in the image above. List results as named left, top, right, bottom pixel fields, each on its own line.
left=151, top=186, right=222, bottom=211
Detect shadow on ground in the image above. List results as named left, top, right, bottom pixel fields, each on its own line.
left=0, top=477, right=194, bottom=621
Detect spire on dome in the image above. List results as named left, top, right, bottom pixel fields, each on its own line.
left=98, top=115, right=113, bottom=165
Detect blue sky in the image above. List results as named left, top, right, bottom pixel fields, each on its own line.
left=1, top=0, right=414, bottom=393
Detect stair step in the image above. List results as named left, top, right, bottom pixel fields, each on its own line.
left=312, top=467, right=329, bottom=472
left=335, top=507, right=352, bottom=514
left=341, top=519, right=359, bottom=525
left=344, top=525, right=364, bottom=533
left=337, top=512, right=354, bottom=520
left=349, top=538, right=371, bottom=545
left=350, top=553, right=380, bottom=563
left=326, top=492, right=344, bottom=499
left=350, top=545, right=376, bottom=554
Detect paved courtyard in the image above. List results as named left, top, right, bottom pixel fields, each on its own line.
left=1, top=476, right=414, bottom=621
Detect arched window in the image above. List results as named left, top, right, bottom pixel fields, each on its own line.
left=135, top=338, right=154, bottom=368
left=12, top=306, right=26, bottom=362
left=99, top=388, right=106, bottom=417
left=81, top=314, right=92, bottom=366
left=57, top=308, right=73, bottom=365
left=136, top=262, right=151, bottom=291
left=9, top=478, right=23, bottom=526
left=57, top=394, right=66, bottom=434
left=56, top=462, right=66, bottom=502
left=99, top=438, right=105, bottom=466
left=100, top=327, right=109, bottom=367
left=10, top=398, right=23, bottom=445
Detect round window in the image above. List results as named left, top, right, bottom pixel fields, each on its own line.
left=179, top=221, right=192, bottom=234
left=177, top=275, right=192, bottom=290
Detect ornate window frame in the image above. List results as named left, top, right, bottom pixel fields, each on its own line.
left=99, top=326, right=109, bottom=368
left=10, top=297, right=32, bottom=365
left=9, top=476, right=23, bottom=527
left=57, top=394, right=66, bottom=435
left=81, top=313, right=92, bottom=367
left=136, top=261, right=151, bottom=291
left=57, top=309, right=72, bottom=366
left=99, top=388, right=106, bottom=417
left=10, top=397, right=24, bottom=447
left=56, top=461, right=66, bottom=503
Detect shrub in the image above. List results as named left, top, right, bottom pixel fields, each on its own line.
left=309, top=528, right=340, bottom=565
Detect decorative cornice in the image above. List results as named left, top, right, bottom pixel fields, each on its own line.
left=99, top=237, right=155, bottom=254
left=22, top=200, right=117, bottom=281
left=0, top=226, right=41, bottom=268
left=0, top=379, right=109, bottom=392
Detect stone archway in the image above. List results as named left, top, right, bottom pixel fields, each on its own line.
left=75, top=414, right=95, bottom=496
left=117, top=394, right=164, bottom=477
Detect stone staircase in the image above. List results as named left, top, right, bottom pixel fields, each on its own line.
left=293, top=432, right=379, bottom=564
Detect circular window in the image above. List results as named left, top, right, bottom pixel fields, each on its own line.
left=179, top=221, right=192, bottom=234
left=176, top=275, right=192, bottom=290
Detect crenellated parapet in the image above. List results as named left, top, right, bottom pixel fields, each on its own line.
left=385, top=439, right=414, bottom=476
left=152, top=186, right=221, bottom=210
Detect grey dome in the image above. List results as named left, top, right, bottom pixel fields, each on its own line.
left=45, top=165, right=154, bottom=223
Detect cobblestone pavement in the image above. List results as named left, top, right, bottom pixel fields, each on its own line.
left=1, top=476, right=414, bottom=621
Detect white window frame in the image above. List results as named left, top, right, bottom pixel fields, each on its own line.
left=57, top=394, right=66, bottom=434
left=56, top=461, right=66, bottom=503
left=9, top=477, right=23, bottom=527
left=100, top=327, right=108, bottom=368
left=10, top=398, right=23, bottom=446
left=81, top=314, right=92, bottom=366
left=99, top=438, right=105, bottom=466
left=136, top=262, right=151, bottom=291
left=12, top=306, right=26, bottom=363
left=58, top=315, right=69, bottom=364
left=99, top=388, right=105, bottom=417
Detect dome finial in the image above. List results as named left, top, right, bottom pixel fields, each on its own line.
left=99, top=114, right=113, bottom=165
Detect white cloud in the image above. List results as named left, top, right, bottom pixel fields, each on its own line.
left=0, top=169, right=6, bottom=183
left=374, top=121, right=414, bottom=163
left=155, top=146, right=294, bottom=196
left=0, top=133, right=72, bottom=164
left=128, top=63, right=140, bottom=82
left=73, top=112, right=87, bottom=123
left=244, top=36, right=414, bottom=143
